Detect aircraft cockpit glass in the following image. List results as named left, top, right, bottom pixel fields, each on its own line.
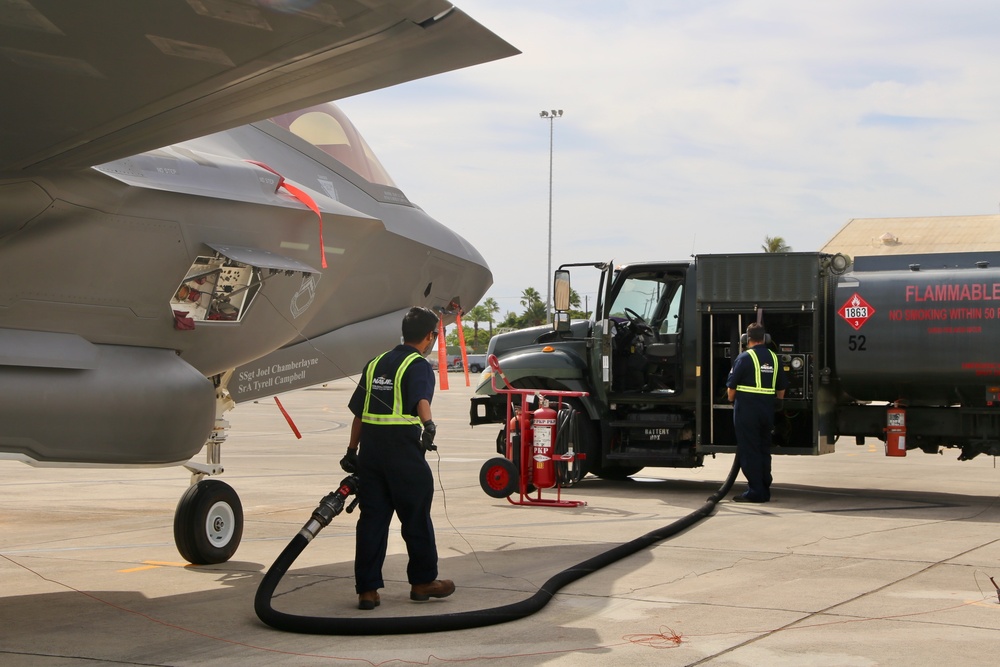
left=269, top=103, right=396, bottom=187
left=170, top=255, right=259, bottom=325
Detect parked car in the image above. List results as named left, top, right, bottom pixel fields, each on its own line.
left=428, top=354, right=461, bottom=370
left=464, top=354, right=487, bottom=373
left=431, top=352, right=485, bottom=372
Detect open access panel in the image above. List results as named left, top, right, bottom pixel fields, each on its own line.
left=694, top=252, right=835, bottom=456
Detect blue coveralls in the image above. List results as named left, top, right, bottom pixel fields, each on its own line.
left=348, top=344, right=438, bottom=593
left=725, top=344, right=788, bottom=502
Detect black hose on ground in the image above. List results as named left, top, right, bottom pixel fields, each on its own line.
left=255, top=456, right=742, bottom=635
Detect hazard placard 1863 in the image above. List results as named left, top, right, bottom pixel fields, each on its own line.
left=838, top=293, right=875, bottom=330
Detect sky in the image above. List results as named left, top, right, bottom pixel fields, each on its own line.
left=338, top=0, right=1000, bottom=319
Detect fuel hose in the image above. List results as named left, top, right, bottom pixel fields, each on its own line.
left=255, top=456, right=741, bottom=635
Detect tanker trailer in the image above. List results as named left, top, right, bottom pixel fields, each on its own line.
left=831, top=252, right=1000, bottom=459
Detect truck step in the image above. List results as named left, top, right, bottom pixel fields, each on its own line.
left=608, top=419, right=685, bottom=429
left=605, top=451, right=701, bottom=467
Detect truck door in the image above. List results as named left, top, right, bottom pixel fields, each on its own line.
left=553, top=261, right=615, bottom=396
left=590, top=262, right=616, bottom=395
left=605, top=266, right=686, bottom=393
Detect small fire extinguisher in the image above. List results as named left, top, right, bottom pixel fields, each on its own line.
left=531, top=401, right=558, bottom=488
left=885, top=406, right=906, bottom=457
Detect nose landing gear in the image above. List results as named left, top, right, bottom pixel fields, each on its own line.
left=174, top=478, right=243, bottom=564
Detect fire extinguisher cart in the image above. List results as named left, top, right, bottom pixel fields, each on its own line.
left=478, top=355, right=588, bottom=507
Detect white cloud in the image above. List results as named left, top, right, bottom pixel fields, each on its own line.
left=339, top=0, right=1000, bottom=316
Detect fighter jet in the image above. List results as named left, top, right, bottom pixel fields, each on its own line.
left=0, top=1, right=517, bottom=564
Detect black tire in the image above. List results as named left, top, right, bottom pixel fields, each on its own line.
left=479, top=457, right=519, bottom=498
left=174, top=479, right=243, bottom=564
left=495, top=427, right=507, bottom=455
left=561, top=398, right=600, bottom=479
left=553, top=406, right=583, bottom=487
left=469, top=364, right=483, bottom=373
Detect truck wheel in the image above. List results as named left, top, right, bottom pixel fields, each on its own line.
left=469, top=364, right=483, bottom=373
left=479, top=457, right=518, bottom=498
left=562, top=398, right=600, bottom=479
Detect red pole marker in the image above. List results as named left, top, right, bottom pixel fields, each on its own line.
left=436, top=316, right=449, bottom=391
left=455, top=310, right=470, bottom=387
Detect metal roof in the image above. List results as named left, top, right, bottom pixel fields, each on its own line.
left=820, top=214, right=1000, bottom=258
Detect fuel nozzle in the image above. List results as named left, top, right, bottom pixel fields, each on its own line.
left=298, top=474, right=359, bottom=541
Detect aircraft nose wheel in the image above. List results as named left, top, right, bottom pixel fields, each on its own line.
left=174, top=479, right=243, bottom=564
left=207, top=501, right=234, bottom=545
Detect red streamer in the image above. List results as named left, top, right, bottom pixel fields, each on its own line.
left=245, top=160, right=327, bottom=269
left=273, top=396, right=302, bottom=439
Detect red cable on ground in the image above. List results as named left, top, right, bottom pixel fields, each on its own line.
left=623, top=626, right=685, bottom=648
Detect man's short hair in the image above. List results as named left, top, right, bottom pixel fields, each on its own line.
left=746, top=323, right=766, bottom=343
left=402, top=307, right=439, bottom=343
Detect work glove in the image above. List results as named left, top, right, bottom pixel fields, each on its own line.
left=340, top=448, right=358, bottom=473
left=421, top=420, right=437, bottom=452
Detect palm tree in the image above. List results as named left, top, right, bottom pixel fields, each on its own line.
left=482, top=297, right=499, bottom=336
left=521, top=300, right=548, bottom=327
left=567, top=287, right=591, bottom=319
left=466, top=305, right=490, bottom=350
left=517, top=287, right=546, bottom=328
left=762, top=235, right=791, bottom=253
left=520, top=287, right=542, bottom=310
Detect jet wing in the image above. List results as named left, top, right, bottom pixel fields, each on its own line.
left=0, top=0, right=518, bottom=173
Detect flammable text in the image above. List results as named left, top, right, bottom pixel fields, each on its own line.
left=905, top=283, right=1000, bottom=302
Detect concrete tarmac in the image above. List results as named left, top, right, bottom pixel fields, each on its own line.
left=2, top=375, right=999, bottom=666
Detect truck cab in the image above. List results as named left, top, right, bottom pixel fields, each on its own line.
left=471, top=260, right=703, bottom=478
left=584, top=261, right=702, bottom=475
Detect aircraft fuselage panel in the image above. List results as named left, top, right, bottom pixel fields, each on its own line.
left=0, top=339, right=214, bottom=465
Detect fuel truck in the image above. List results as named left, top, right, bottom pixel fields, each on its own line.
left=469, top=251, right=1000, bottom=480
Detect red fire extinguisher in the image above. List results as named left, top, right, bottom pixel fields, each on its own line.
left=531, top=402, right=558, bottom=488
left=885, top=406, right=906, bottom=457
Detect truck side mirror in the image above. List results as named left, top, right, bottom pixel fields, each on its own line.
left=553, top=270, right=571, bottom=311
left=553, top=270, right=571, bottom=332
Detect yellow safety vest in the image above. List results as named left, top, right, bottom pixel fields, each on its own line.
left=360, top=351, right=423, bottom=426
left=735, top=348, right=779, bottom=395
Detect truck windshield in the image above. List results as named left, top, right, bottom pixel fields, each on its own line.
left=608, top=270, right=684, bottom=333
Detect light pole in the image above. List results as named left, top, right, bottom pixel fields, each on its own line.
left=539, top=109, right=563, bottom=323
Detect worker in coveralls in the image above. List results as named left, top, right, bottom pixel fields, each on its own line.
left=340, top=306, right=455, bottom=610
left=726, top=323, right=788, bottom=503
